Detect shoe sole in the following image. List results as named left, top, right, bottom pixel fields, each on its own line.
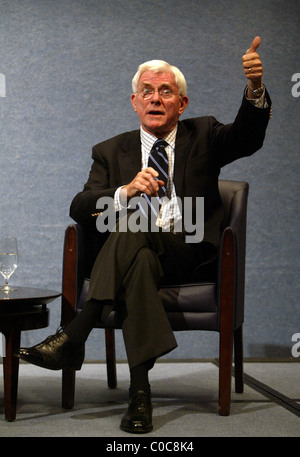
left=120, top=423, right=153, bottom=434
left=15, top=353, right=82, bottom=371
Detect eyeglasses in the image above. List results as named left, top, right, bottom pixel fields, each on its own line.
left=138, top=87, right=179, bottom=100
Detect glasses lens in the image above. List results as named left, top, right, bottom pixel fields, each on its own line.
left=141, top=88, right=174, bottom=99
left=143, top=89, right=153, bottom=99
left=161, top=89, right=173, bottom=98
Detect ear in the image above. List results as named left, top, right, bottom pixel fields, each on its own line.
left=131, top=93, right=137, bottom=112
left=178, top=95, right=189, bottom=115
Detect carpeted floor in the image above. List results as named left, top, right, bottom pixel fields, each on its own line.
left=0, top=361, right=299, bottom=438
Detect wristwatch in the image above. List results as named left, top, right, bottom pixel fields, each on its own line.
left=248, top=84, right=264, bottom=97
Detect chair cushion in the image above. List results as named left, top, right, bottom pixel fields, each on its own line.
left=79, top=279, right=217, bottom=313
left=78, top=279, right=218, bottom=331
left=159, top=282, right=217, bottom=313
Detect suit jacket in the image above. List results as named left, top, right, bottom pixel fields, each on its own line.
left=70, top=92, right=271, bottom=249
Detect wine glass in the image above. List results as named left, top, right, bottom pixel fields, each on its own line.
left=0, top=236, right=18, bottom=291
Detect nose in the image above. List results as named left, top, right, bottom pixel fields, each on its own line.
left=151, top=90, right=162, bottom=103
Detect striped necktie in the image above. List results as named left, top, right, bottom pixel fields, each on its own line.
left=139, top=139, right=169, bottom=218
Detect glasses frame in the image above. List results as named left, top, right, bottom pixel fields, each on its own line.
left=138, top=87, right=180, bottom=100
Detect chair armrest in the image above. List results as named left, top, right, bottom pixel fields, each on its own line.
left=218, top=223, right=245, bottom=329
left=61, top=224, right=84, bottom=326
left=218, top=226, right=236, bottom=306
left=228, top=185, right=248, bottom=328
left=60, top=223, right=108, bottom=326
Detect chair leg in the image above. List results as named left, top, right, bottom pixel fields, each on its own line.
left=3, top=327, right=21, bottom=421
left=61, top=224, right=78, bottom=409
left=218, top=227, right=235, bottom=416
left=62, top=368, right=76, bottom=409
left=234, top=325, right=244, bottom=393
left=218, top=329, right=233, bottom=416
left=105, top=328, right=117, bottom=388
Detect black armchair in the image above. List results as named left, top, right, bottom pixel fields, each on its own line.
left=60, top=179, right=249, bottom=416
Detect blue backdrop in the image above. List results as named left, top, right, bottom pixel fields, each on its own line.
left=1, top=0, right=299, bottom=361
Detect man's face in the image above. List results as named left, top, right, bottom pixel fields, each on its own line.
left=131, top=70, right=189, bottom=137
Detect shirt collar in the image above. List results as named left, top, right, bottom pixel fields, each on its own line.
left=140, top=125, right=177, bottom=152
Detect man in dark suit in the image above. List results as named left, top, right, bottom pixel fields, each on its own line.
left=18, top=37, right=271, bottom=433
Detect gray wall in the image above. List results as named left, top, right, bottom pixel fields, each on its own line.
left=1, top=0, right=299, bottom=361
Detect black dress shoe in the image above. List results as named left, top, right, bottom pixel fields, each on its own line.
left=120, top=390, right=153, bottom=433
left=15, top=328, right=84, bottom=371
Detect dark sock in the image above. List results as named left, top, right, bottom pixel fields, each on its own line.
left=64, top=299, right=103, bottom=345
left=129, top=358, right=155, bottom=398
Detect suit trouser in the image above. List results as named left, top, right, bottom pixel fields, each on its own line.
left=79, top=213, right=198, bottom=369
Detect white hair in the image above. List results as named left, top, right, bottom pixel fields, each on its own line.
left=132, top=60, right=187, bottom=96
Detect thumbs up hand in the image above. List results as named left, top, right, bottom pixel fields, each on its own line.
left=242, top=36, right=263, bottom=97
left=246, top=36, right=261, bottom=55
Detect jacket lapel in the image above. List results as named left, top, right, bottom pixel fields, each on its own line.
left=173, top=121, right=193, bottom=197
left=118, top=130, right=142, bottom=184
left=117, top=123, right=193, bottom=195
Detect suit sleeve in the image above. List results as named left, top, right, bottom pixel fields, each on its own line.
left=69, top=143, right=119, bottom=226
left=211, top=89, right=272, bottom=167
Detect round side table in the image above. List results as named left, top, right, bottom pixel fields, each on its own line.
left=0, top=287, right=61, bottom=421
